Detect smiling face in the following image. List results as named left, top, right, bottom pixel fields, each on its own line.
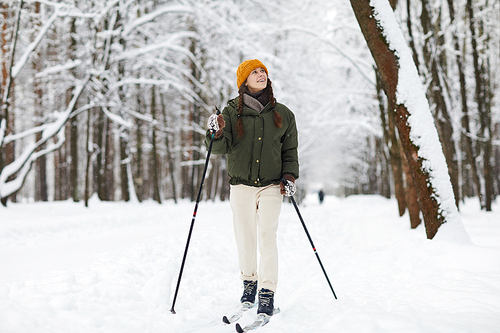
left=245, top=67, right=268, bottom=93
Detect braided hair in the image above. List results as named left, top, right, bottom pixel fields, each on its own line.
left=236, top=78, right=282, bottom=138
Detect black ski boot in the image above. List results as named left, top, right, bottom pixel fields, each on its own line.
left=241, top=280, right=258, bottom=306
left=257, top=288, right=274, bottom=316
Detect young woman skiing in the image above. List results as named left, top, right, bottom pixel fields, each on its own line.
left=206, top=59, right=299, bottom=317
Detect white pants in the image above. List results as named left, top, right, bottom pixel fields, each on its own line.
left=230, top=184, right=282, bottom=292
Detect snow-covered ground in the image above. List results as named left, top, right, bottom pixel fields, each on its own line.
left=1, top=195, right=499, bottom=333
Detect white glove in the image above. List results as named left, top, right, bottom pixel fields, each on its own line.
left=281, top=177, right=296, bottom=197
left=207, top=114, right=219, bottom=132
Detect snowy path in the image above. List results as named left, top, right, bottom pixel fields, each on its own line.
left=1, top=195, right=499, bottom=332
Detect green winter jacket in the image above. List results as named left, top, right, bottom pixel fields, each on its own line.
left=205, top=97, right=299, bottom=187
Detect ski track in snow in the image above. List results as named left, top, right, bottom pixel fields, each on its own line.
left=1, top=195, right=499, bottom=333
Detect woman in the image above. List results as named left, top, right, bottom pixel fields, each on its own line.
left=206, top=59, right=299, bottom=317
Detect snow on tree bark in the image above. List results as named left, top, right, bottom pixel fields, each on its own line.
left=349, top=0, right=469, bottom=242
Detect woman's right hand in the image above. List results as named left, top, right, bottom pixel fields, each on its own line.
left=208, top=114, right=225, bottom=138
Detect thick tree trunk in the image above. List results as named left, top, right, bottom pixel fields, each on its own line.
left=350, top=0, right=457, bottom=239
left=377, top=70, right=405, bottom=214
left=1, top=2, right=22, bottom=205
left=400, top=144, right=421, bottom=228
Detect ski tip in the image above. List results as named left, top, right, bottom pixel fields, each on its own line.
left=222, top=316, right=230, bottom=324
left=235, top=323, right=244, bottom=333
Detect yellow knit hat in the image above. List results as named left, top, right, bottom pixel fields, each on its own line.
left=236, top=59, right=268, bottom=89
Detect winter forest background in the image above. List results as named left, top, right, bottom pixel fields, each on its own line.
left=1, top=0, right=499, bottom=214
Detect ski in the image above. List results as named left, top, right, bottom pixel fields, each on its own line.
left=235, top=308, right=280, bottom=332
left=222, top=303, right=254, bottom=324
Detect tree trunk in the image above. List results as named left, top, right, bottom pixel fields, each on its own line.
left=377, top=70, right=405, bottom=214
left=0, top=3, right=9, bottom=204
left=400, top=143, right=421, bottom=228
left=388, top=101, right=405, bottom=215
left=135, top=110, right=144, bottom=202
left=1, top=1, right=22, bottom=206
left=95, top=108, right=105, bottom=200
left=104, top=118, right=114, bottom=201
left=420, top=0, right=460, bottom=208
left=189, top=40, right=202, bottom=202
left=349, top=0, right=461, bottom=239
left=467, top=0, right=494, bottom=211
left=405, top=0, right=420, bottom=74
left=33, top=2, right=48, bottom=202
left=160, top=92, right=178, bottom=203
left=151, top=87, right=161, bottom=203
left=84, top=109, right=93, bottom=207
left=116, top=29, right=130, bottom=202
left=119, top=134, right=130, bottom=202
left=494, top=123, right=500, bottom=197
left=378, top=137, right=392, bottom=199
left=446, top=0, right=482, bottom=205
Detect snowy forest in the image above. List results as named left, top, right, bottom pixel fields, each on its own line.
left=1, top=0, right=499, bottom=212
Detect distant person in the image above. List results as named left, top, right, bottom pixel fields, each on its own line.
left=206, top=59, right=299, bottom=318
left=318, top=190, right=325, bottom=204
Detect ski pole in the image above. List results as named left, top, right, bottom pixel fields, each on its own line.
left=282, top=178, right=337, bottom=299
left=170, top=107, right=221, bottom=314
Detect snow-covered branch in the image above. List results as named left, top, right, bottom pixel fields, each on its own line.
left=0, top=75, right=90, bottom=199
left=114, top=31, right=198, bottom=61
left=35, top=60, right=83, bottom=78
left=122, top=5, right=194, bottom=36
left=11, top=8, right=60, bottom=79
left=268, top=26, right=376, bottom=87
left=3, top=123, right=50, bottom=144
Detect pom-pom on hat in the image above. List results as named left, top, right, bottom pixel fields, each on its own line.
left=236, top=59, right=268, bottom=89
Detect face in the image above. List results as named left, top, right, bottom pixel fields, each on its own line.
left=245, top=67, right=268, bottom=93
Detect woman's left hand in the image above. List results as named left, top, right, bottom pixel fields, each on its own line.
left=281, top=175, right=296, bottom=196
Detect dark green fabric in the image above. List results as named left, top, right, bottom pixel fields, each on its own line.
left=206, top=97, right=299, bottom=187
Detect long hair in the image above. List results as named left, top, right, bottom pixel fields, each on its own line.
left=236, top=78, right=282, bottom=138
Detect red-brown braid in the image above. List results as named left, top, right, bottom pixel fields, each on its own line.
left=236, top=84, right=246, bottom=138
left=268, top=79, right=282, bottom=128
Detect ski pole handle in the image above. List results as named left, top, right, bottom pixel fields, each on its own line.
left=208, top=107, right=222, bottom=135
